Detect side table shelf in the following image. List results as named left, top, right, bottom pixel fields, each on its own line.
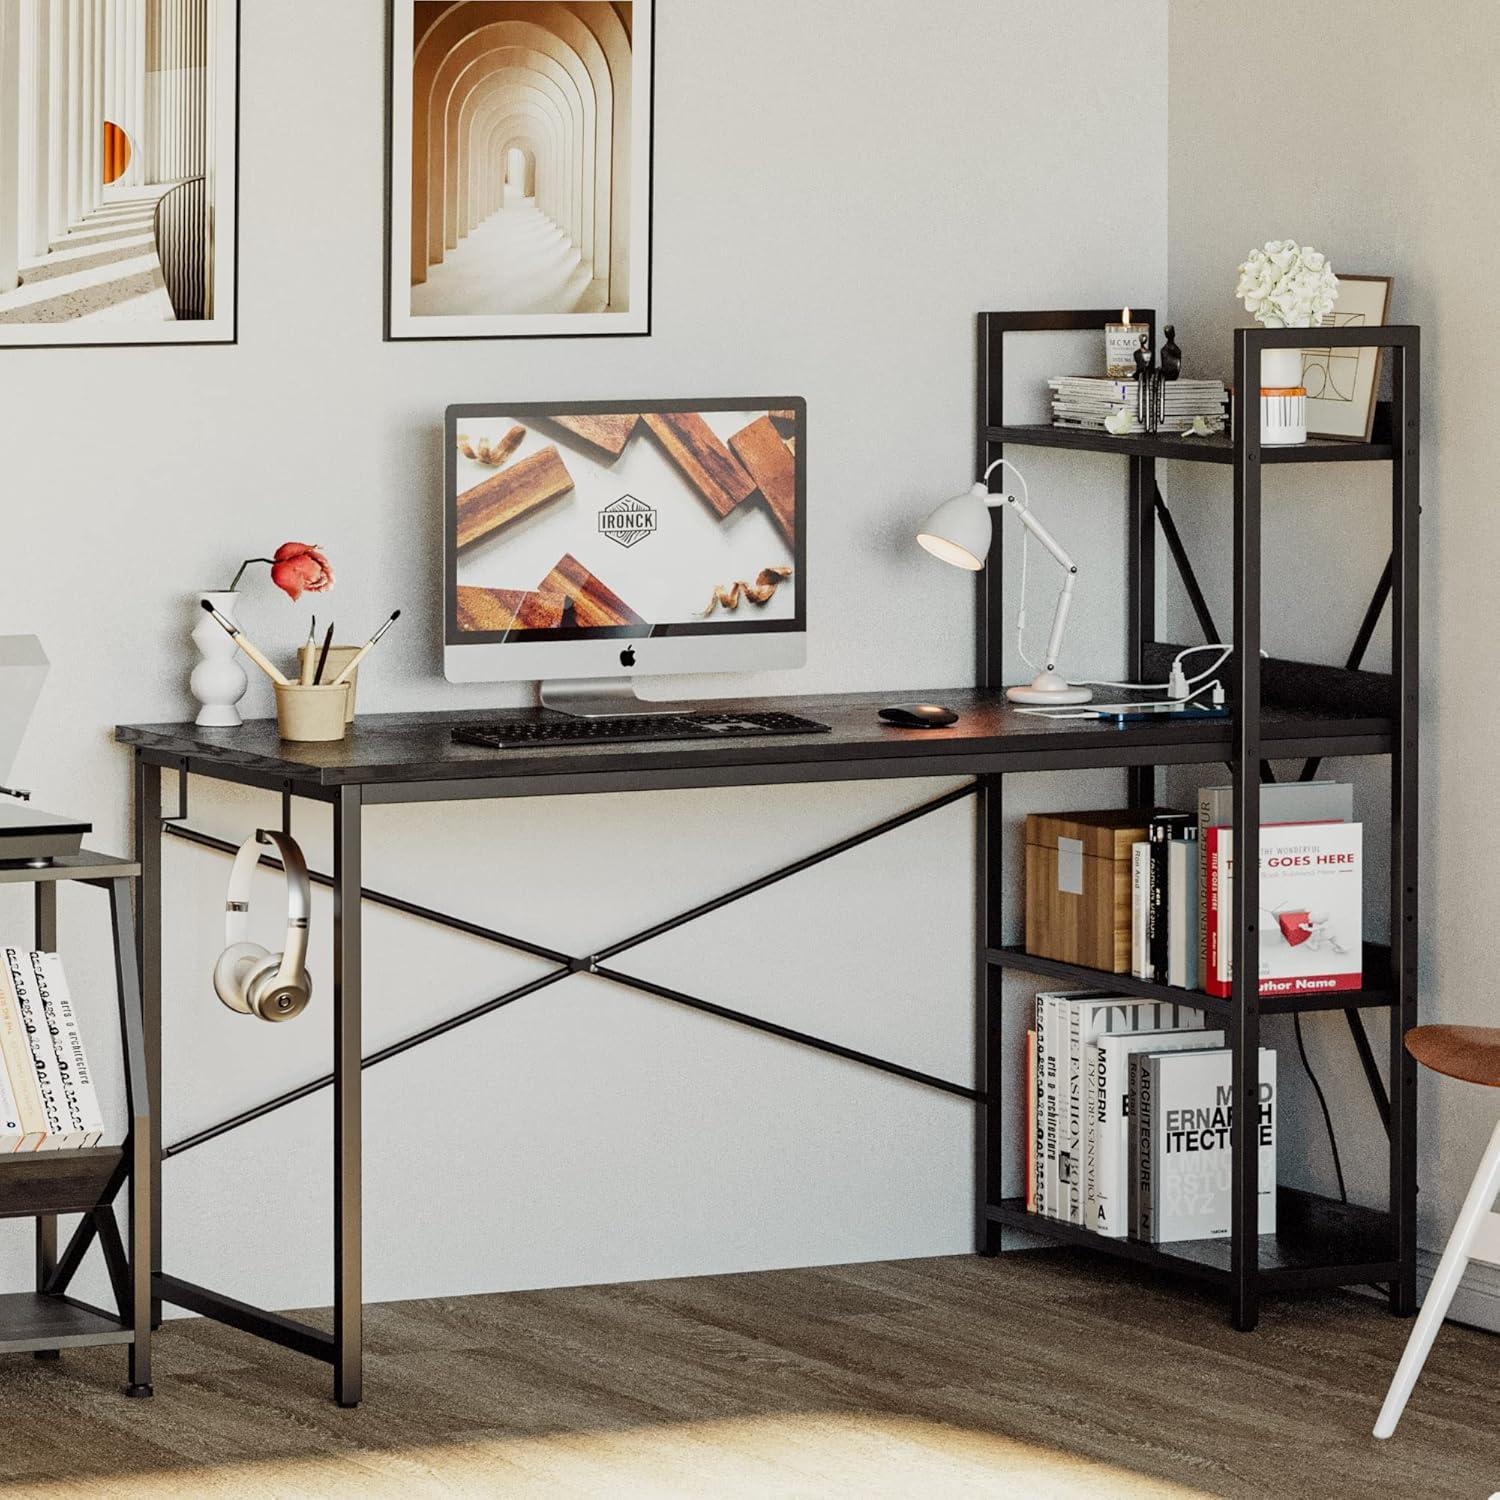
left=0, top=852, right=151, bottom=1394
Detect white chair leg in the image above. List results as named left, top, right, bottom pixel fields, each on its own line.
left=1374, top=1117, right=1500, bottom=1439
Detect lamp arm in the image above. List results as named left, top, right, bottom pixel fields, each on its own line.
left=1042, top=570, right=1078, bottom=674
left=1002, top=494, right=1077, bottom=573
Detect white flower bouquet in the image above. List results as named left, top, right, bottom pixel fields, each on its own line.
left=1235, top=240, right=1339, bottom=328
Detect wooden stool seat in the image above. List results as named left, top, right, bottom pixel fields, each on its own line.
left=1406, top=1025, right=1500, bottom=1087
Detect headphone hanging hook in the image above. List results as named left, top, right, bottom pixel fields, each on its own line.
left=281, top=783, right=293, bottom=840
left=161, top=758, right=190, bottom=827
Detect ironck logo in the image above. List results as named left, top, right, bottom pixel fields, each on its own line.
left=598, top=495, right=657, bottom=548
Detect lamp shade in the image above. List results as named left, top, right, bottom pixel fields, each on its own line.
left=916, top=484, right=994, bottom=571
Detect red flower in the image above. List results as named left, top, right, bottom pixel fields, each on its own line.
left=270, top=543, right=334, bottom=602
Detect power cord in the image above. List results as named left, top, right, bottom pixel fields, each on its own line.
left=1293, top=1011, right=1348, bottom=1203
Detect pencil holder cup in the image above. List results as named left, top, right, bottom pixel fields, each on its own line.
left=296, top=645, right=361, bottom=722
left=275, top=682, right=352, bottom=743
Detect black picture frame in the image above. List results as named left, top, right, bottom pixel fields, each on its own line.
left=384, top=0, right=655, bottom=343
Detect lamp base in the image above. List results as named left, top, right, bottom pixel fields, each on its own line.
left=1006, top=673, right=1093, bottom=707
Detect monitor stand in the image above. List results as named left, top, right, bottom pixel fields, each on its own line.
left=539, top=678, right=670, bottom=719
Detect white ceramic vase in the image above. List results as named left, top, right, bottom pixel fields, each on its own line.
left=1258, top=342, right=1308, bottom=446
left=191, top=590, right=248, bottom=728
left=1259, top=345, right=1304, bottom=391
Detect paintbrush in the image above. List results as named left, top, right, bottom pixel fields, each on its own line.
left=326, top=611, right=401, bottom=688
left=199, top=601, right=292, bottom=686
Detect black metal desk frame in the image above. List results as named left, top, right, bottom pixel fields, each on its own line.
left=121, top=311, right=1419, bottom=1405
left=0, top=853, right=152, bottom=1394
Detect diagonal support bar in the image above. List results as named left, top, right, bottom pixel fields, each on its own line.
left=164, top=966, right=574, bottom=1159
left=592, top=965, right=981, bottom=1102
left=163, top=823, right=573, bottom=968
left=596, top=783, right=979, bottom=963
left=162, top=784, right=980, bottom=1159
left=1154, top=484, right=1220, bottom=644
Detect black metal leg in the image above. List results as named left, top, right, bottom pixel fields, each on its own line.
left=1127, top=457, right=1157, bottom=807
left=976, top=774, right=1004, bottom=1254
left=333, top=786, right=363, bottom=1407
left=34, top=883, right=58, bottom=1349
left=1388, top=337, right=1421, bottom=1316
left=109, top=876, right=153, bottom=1396
left=134, top=754, right=163, bottom=1330
left=1230, top=332, right=1263, bottom=1334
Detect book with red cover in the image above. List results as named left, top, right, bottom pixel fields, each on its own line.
left=1205, top=822, right=1362, bottom=997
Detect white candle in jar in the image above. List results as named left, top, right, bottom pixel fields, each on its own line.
left=1104, top=308, right=1150, bottom=378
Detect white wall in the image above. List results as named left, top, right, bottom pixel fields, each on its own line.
left=0, top=0, right=1167, bottom=1312
left=1167, top=1, right=1495, bottom=1321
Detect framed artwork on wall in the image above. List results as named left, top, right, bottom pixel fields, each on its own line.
left=0, top=0, right=239, bottom=350
left=385, top=0, right=655, bottom=342
left=1302, top=274, right=1393, bottom=441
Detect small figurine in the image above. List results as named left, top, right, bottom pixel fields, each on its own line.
left=1297, top=912, right=1349, bottom=956
left=1160, top=324, right=1182, bottom=381
left=1133, top=332, right=1163, bottom=431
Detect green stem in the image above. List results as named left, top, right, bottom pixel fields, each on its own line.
left=228, top=557, right=276, bottom=593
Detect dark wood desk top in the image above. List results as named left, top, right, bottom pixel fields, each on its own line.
left=117, top=690, right=1393, bottom=803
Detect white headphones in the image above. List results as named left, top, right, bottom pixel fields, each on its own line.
left=213, top=830, right=313, bottom=1023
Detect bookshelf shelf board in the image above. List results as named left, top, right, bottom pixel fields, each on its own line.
left=986, top=943, right=1393, bottom=1018
left=986, top=424, right=1396, bottom=466
left=988, top=1188, right=1397, bottom=1293
left=0, top=850, right=140, bottom=886
left=0, top=1291, right=133, bottom=1355
left=0, top=1147, right=124, bottom=1220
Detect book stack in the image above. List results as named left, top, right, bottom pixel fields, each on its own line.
left=1047, top=376, right=1228, bottom=434
left=1130, top=811, right=1197, bottom=987
left=0, top=947, right=104, bottom=1152
left=1025, top=991, right=1276, bottom=1242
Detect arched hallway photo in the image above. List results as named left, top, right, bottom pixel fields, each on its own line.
left=387, top=0, right=654, bottom=340
left=0, top=0, right=239, bottom=347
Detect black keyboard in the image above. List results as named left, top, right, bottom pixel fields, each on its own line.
left=451, top=710, right=832, bottom=751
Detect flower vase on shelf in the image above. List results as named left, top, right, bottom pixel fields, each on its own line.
left=191, top=590, right=248, bottom=728
left=1236, top=239, right=1338, bottom=449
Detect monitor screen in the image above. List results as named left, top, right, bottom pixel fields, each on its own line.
left=444, top=400, right=805, bottom=664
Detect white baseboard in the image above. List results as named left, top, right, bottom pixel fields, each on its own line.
left=1419, top=1247, right=1500, bottom=1335
left=1356, top=1247, right=1500, bottom=1336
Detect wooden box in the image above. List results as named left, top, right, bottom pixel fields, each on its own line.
left=1024, top=809, right=1155, bottom=975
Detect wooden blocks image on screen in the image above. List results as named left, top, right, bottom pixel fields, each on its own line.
left=729, top=416, right=798, bottom=547
left=643, top=412, right=758, bottom=518
left=550, top=413, right=642, bottom=459
left=457, top=554, right=643, bottom=633
left=456, top=446, right=575, bottom=552
left=536, top=554, right=644, bottom=627
left=457, top=587, right=563, bottom=633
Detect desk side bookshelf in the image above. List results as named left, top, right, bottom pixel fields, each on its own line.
left=973, top=309, right=1420, bottom=1330
left=0, top=852, right=152, bottom=1389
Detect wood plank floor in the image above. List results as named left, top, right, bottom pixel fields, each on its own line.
left=0, top=1249, right=1496, bottom=1498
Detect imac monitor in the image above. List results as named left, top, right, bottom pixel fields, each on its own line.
left=444, top=399, right=806, bottom=708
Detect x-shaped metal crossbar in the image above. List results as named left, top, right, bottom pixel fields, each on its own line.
left=158, top=781, right=983, bottom=1162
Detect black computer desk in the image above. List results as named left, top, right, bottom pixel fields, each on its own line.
left=116, top=687, right=1394, bottom=1405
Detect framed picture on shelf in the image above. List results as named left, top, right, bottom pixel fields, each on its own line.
left=0, top=0, right=239, bottom=350
left=385, top=0, right=655, bottom=342
left=1301, top=274, right=1393, bottom=441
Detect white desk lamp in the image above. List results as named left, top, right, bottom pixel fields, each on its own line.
left=917, top=459, right=1093, bottom=706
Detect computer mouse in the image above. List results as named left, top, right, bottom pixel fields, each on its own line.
left=879, top=704, right=959, bottom=729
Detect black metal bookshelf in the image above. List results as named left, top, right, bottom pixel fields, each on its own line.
left=0, top=853, right=152, bottom=1391
left=973, top=309, right=1420, bottom=1332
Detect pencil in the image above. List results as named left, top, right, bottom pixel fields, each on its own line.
left=313, top=622, right=336, bottom=686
